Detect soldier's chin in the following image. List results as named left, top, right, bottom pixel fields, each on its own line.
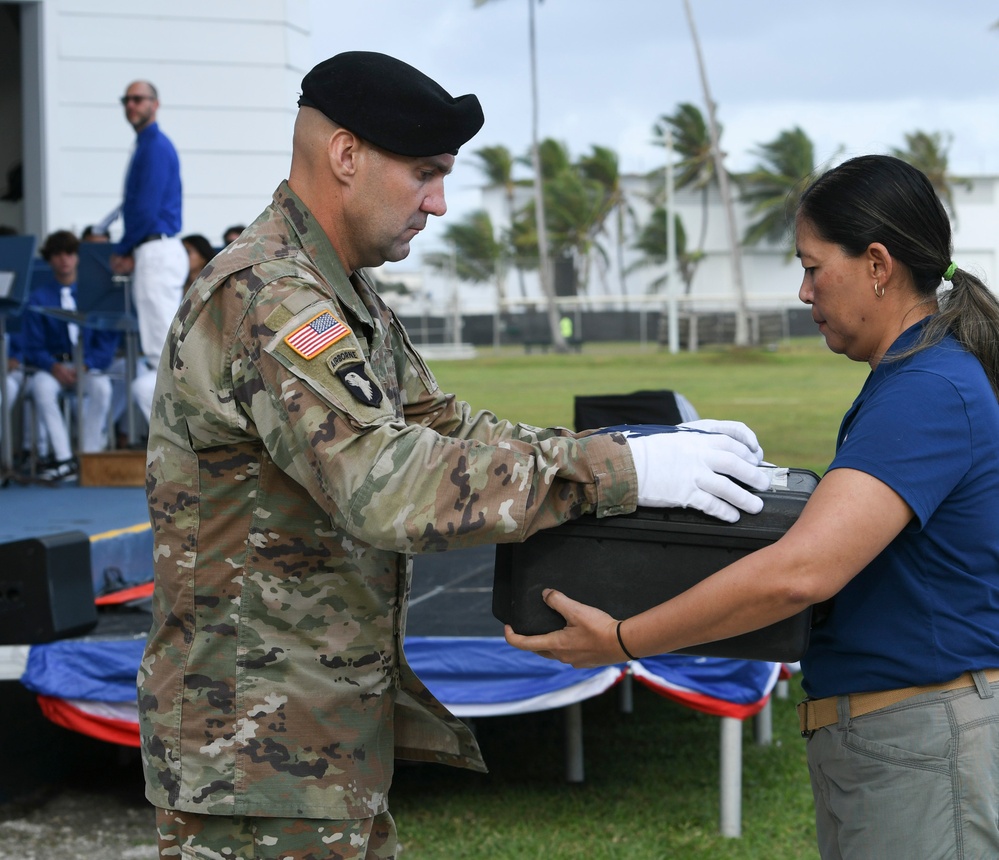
left=383, top=242, right=412, bottom=264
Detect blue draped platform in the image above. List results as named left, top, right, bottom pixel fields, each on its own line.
left=0, top=481, right=786, bottom=836
left=0, top=480, right=783, bottom=731
left=0, top=483, right=153, bottom=594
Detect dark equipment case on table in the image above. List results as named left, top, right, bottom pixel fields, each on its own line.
left=493, top=468, right=819, bottom=663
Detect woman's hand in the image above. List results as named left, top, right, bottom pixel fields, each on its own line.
left=504, top=589, right=630, bottom=668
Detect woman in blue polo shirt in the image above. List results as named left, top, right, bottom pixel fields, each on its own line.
left=507, top=154, right=999, bottom=858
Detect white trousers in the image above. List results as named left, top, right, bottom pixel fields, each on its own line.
left=132, top=236, right=187, bottom=369
left=1, top=367, right=23, bottom=441
left=131, top=359, right=158, bottom=423
left=2, top=368, right=51, bottom=455
left=27, top=365, right=112, bottom=461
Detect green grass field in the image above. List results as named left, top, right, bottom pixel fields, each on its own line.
left=392, top=678, right=816, bottom=859
left=429, top=337, right=869, bottom=476
left=389, top=337, right=868, bottom=858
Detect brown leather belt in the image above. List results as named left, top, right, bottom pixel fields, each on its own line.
left=797, top=668, right=999, bottom=737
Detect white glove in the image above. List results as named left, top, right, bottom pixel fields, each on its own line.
left=624, top=422, right=771, bottom=523
left=677, top=419, right=765, bottom=462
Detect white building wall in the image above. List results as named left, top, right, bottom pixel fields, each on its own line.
left=28, top=0, right=310, bottom=245
left=951, top=176, right=999, bottom=287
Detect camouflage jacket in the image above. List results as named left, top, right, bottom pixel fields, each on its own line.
left=138, top=181, right=638, bottom=820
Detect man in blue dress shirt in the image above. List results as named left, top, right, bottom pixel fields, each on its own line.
left=110, top=80, right=187, bottom=422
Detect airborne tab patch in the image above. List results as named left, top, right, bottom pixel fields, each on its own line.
left=284, top=311, right=350, bottom=359
left=327, top=347, right=361, bottom=372
left=335, top=362, right=383, bottom=407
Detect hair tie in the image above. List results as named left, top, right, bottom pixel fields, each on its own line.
left=616, top=620, right=637, bottom=661
left=943, top=262, right=958, bottom=281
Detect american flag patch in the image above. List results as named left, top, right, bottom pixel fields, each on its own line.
left=284, top=311, right=350, bottom=359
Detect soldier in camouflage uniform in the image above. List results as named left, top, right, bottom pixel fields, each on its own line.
left=138, top=52, right=770, bottom=859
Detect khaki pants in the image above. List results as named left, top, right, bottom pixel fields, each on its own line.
left=155, top=807, right=397, bottom=859
left=807, top=670, right=999, bottom=859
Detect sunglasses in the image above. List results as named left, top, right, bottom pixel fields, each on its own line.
left=120, top=95, right=153, bottom=105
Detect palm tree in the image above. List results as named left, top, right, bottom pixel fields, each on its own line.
left=682, top=0, right=751, bottom=345
left=473, top=0, right=565, bottom=349
left=424, top=211, right=509, bottom=341
left=545, top=164, right=608, bottom=297
left=425, top=210, right=507, bottom=292
left=508, top=206, right=541, bottom=278
left=531, top=136, right=572, bottom=180
left=652, top=102, right=717, bottom=259
left=629, top=206, right=703, bottom=296
left=739, top=126, right=819, bottom=256
left=508, top=138, right=567, bottom=273
left=473, top=144, right=517, bottom=193
left=473, top=144, right=528, bottom=297
left=891, top=130, right=970, bottom=218
left=511, top=140, right=609, bottom=298
left=577, top=144, right=634, bottom=294
left=629, top=206, right=704, bottom=348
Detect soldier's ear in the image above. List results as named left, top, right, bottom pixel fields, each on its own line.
left=328, top=128, right=360, bottom=180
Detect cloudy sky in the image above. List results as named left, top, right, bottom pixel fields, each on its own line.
left=309, top=0, right=999, bottom=260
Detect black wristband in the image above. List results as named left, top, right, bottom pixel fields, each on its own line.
left=616, top=620, right=637, bottom=661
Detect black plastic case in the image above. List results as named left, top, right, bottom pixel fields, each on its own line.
left=493, top=468, right=819, bottom=663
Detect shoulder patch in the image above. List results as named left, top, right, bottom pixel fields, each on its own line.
left=335, top=362, right=383, bottom=407
left=327, top=347, right=361, bottom=371
left=283, top=311, right=350, bottom=359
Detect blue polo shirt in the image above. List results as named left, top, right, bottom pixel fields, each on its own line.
left=801, top=319, right=999, bottom=698
left=115, top=121, right=182, bottom=256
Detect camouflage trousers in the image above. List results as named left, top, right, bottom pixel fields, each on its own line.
left=155, top=808, right=397, bottom=859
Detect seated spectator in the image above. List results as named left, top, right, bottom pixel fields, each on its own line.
left=1, top=328, right=25, bottom=462
left=21, top=230, right=121, bottom=482
left=8, top=327, right=58, bottom=474
left=81, top=225, right=110, bottom=243
left=222, top=224, right=246, bottom=245
left=181, top=233, right=215, bottom=290
left=4, top=327, right=55, bottom=474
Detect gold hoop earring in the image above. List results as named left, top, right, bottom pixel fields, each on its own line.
left=874, top=281, right=884, bottom=298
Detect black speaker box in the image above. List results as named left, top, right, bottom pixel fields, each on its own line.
left=0, top=531, right=97, bottom=645
left=573, top=389, right=684, bottom=432
left=494, top=469, right=819, bottom=663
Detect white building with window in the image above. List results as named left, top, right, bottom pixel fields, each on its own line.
left=0, top=0, right=308, bottom=245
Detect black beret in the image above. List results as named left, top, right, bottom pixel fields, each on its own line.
left=298, top=51, right=484, bottom=157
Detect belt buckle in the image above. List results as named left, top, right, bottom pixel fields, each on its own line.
left=796, top=700, right=814, bottom=738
